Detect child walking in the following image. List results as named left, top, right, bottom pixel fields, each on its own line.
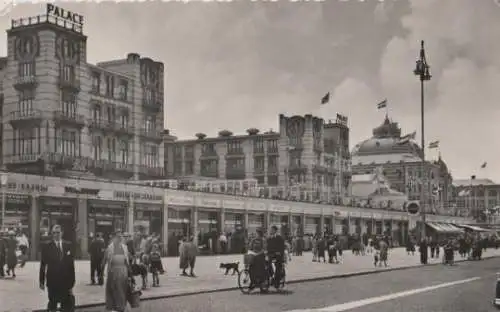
left=149, top=244, right=163, bottom=287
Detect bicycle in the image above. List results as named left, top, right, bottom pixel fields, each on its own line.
left=238, top=256, right=286, bottom=294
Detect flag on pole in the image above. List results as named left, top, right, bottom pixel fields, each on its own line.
left=377, top=99, right=387, bottom=110
left=397, top=131, right=416, bottom=145
left=481, top=162, right=487, bottom=169
left=321, top=92, right=330, bottom=105
left=336, top=113, right=348, bottom=126
left=428, top=141, right=439, bottom=149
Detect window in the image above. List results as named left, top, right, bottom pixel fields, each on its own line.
left=61, top=91, right=76, bottom=117
left=201, top=143, right=216, bottom=155
left=268, top=156, right=278, bottom=169
left=18, top=90, right=34, bottom=115
left=145, top=115, right=155, bottom=131
left=253, top=138, right=264, bottom=154
left=144, top=88, right=155, bottom=104
left=107, top=105, right=116, bottom=123
left=118, top=80, right=128, bottom=100
left=143, top=143, right=158, bottom=167
left=201, top=159, right=218, bottom=176
left=61, top=64, right=75, bottom=83
left=105, top=75, right=114, bottom=97
left=91, top=72, right=100, bottom=94
left=227, top=158, right=244, bottom=169
left=268, top=175, right=278, bottom=186
left=173, top=145, right=182, bottom=158
left=119, top=111, right=129, bottom=128
left=92, top=136, right=102, bottom=160
left=185, top=161, right=194, bottom=175
left=19, top=62, right=34, bottom=77
left=18, top=128, right=35, bottom=155
left=56, top=129, right=77, bottom=156
left=267, top=140, right=278, bottom=153
left=92, top=103, right=101, bottom=121
left=227, top=141, right=242, bottom=154
left=107, top=137, right=116, bottom=161
left=174, top=161, right=183, bottom=175
left=254, top=157, right=265, bottom=171
left=185, top=145, right=194, bottom=158
left=118, top=139, right=129, bottom=164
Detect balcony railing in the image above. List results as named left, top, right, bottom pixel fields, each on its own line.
left=4, top=154, right=40, bottom=164
left=142, top=98, right=162, bottom=112
left=9, top=109, right=43, bottom=127
left=89, top=119, right=134, bottom=135
left=138, top=165, right=164, bottom=177
left=53, top=111, right=85, bottom=127
left=267, top=147, right=279, bottom=155
left=13, top=75, right=38, bottom=90
left=58, top=76, right=80, bottom=92
left=140, top=128, right=163, bottom=141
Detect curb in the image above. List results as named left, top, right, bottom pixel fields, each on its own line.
left=33, top=254, right=500, bottom=312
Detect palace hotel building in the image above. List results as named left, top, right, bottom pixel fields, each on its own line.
left=0, top=6, right=473, bottom=260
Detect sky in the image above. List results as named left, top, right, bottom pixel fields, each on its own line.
left=0, top=0, right=499, bottom=182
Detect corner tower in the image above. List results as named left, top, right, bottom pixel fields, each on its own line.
left=3, top=5, right=87, bottom=174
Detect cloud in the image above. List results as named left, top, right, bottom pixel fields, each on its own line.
left=379, top=0, right=500, bottom=180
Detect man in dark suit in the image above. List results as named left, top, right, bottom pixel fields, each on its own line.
left=89, top=232, right=105, bottom=285
left=266, top=225, right=285, bottom=288
left=39, top=224, right=76, bottom=312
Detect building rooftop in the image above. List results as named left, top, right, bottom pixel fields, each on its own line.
left=352, top=153, right=422, bottom=166
left=453, top=179, right=498, bottom=187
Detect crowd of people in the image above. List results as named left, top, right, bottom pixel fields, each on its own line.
left=0, top=228, right=29, bottom=279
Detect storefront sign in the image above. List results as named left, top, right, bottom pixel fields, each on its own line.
left=96, top=220, right=112, bottom=226
left=269, top=204, right=289, bottom=213
left=7, top=182, right=48, bottom=193
left=247, top=202, right=267, bottom=211
left=65, top=187, right=99, bottom=196
left=135, top=204, right=161, bottom=212
left=47, top=4, right=84, bottom=25
left=349, top=211, right=361, bottom=218
left=306, top=206, right=322, bottom=215
left=113, top=191, right=162, bottom=201
left=1, top=194, right=30, bottom=205
left=222, top=200, right=245, bottom=210
left=361, top=212, right=373, bottom=219
left=167, top=196, right=194, bottom=206
left=196, top=198, right=220, bottom=208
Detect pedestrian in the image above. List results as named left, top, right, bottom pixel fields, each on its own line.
left=406, top=237, right=415, bottom=256
left=419, top=237, right=429, bottom=265
left=103, top=229, right=131, bottom=312
left=5, top=231, right=18, bottom=278
left=317, top=235, right=326, bottom=263
left=219, top=232, right=228, bottom=254
left=89, top=232, right=105, bottom=285
left=16, top=231, right=29, bottom=267
left=149, top=244, right=162, bottom=287
left=179, top=236, right=198, bottom=277
left=378, top=239, right=389, bottom=267
left=39, top=225, right=76, bottom=312
left=0, top=231, right=6, bottom=278
left=429, top=237, right=436, bottom=258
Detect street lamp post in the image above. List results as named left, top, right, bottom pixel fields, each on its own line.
left=0, top=171, right=7, bottom=231
left=414, top=40, right=432, bottom=240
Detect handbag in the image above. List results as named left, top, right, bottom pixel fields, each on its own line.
left=126, top=277, right=142, bottom=308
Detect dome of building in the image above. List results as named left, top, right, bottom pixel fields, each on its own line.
left=351, top=115, right=422, bottom=159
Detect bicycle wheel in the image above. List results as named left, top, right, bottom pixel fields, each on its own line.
left=238, top=269, right=252, bottom=294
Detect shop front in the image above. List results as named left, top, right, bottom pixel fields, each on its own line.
left=269, top=214, right=290, bottom=236
left=323, top=217, right=332, bottom=234
left=223, top=211, right=244, bottom=233
left=40, top=197, right=77, bottom=244
left=88, top=200, right=127, bottom=245
left=0, top=193, right=31, bottom=235
left=366, top=219, right=374, bottom=235
left=291, top=215, right=303, bottom=236
left=134, top=203, right=162, bottom=237
left=247, top=213, right=264, bottom=235
left=167, top=206, right=191, bottom=256
left=304, top=216, right=320, bottom=235
left=198, top=210, right=219, bottom=254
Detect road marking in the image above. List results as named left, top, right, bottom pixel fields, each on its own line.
left=286, top=277, right=481, bottom=312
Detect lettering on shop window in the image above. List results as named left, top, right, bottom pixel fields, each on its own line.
left=113, top=191, right=162, bottom=201
left=7, top=182, right=48, bottom=193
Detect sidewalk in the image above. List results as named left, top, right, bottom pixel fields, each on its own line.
left=2, top=247, right=500, bottom=312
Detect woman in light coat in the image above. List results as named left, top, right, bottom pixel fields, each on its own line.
left=179, top=236, right=198, bottom=277
left=103, top=229, right=131, bottom=312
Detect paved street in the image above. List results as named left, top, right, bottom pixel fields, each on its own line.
left=2, top=248, right=500, bottom=311
left=74, top=256, right=500, bottom=312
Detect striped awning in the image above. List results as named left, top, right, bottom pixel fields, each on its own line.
left=426, top=222, right=464, bottom=234
left=459, top=224, right=491, bottom=232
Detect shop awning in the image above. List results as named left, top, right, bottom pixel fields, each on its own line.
left=426, top=222, right=464, bottom=234
left=459, top=224, right=491, bottom=232
left=426, top=222, right=447, bottom=233
left=439, top=223, right=464, bottom=233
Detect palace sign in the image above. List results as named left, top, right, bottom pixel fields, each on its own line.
left=47, top=4, right=84, bottom=25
